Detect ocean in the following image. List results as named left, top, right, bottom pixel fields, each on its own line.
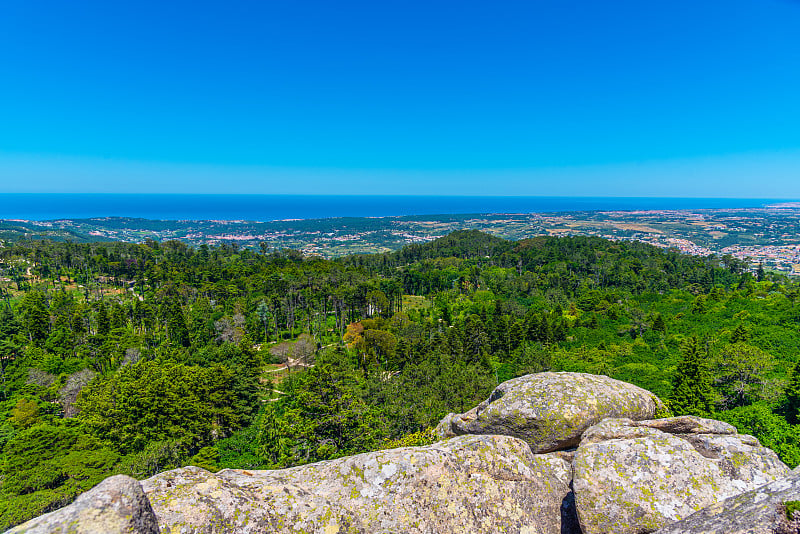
left=0, top=194, right=790, bottom=222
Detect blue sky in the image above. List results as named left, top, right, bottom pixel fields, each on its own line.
left=1, top=0, right=799, bottom=196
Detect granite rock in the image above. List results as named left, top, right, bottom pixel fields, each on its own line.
left=440, top=371, right=665, bottom=453
left=653, top=470, right=800, bottom=534
left=573, top=417, right=790, bottom=534
left=7, top=475, right=159, bottom=534
left=143, top=434, right=579, bottom=534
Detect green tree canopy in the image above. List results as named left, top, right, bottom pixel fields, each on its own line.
left=669, top=337, right=716, bottom=417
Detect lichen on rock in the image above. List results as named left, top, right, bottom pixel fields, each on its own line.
left=572, top=417, right=790, bottom=534
left=440, top=371, right=665, bottom=453
left=7, top=475, right=159, bottom=534
left=653, top=471, right=800, bottom=534
left=142, top=434, right=580, bottom=534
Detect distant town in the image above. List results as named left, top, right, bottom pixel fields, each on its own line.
left=3, top=205, right=800, bottom=274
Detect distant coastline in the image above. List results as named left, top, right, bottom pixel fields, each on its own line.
left=0, top=194, right=792, bottom=222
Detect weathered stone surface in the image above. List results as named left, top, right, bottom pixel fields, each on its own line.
left=654, top=471, right=800, bottom=534
left=639, top=414, right=737, bottom=435
left=440, top=371, right=664, bottom=453
left=7, top=475, right=159, bottom=534
left=143, top=434, right=579, bottom=534
left=573, top=417, right=790, bottom=534
left=578, top=416, right=665, bottom=445
left=433, top=412, right=458, bottom=439
left=579, top=415, right=738, bottom=446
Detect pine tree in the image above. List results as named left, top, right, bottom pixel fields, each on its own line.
left=669, top=337, right=716, bottom=417
left=0, top=303, right=21, bottom=340
left=21, top=291, right=50, bottom=344
left=691, top=295, right=707, bottom=314
left=524, top=311, right=541, bottom=341
left=95, top=300, right=110, bottom=336
left=730, top=324, right=749, bottom=343
left=651, top=313, right=666, bottom=333
left=109, top=302, right=126, bottom=331
left=163, top=300, right=190, bottom=347
left=785, top=360, right=800, bottom=424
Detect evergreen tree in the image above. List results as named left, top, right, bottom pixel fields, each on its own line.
left=20, top=291, right=49, bottom=344
left=109, top=302, right=126, bottom=331
left=651, top=313, right=666, bottom=333
left=550, top=314, right=567, bottom=343
left=190, top=446, right=220, bottom=472
left=509, top=319, right=525, bottom=352
left=95, top=301, right=110, bottom=336
left=669, top=337, right=716, bottom=417
left=0, top=303, right=21, bottom=340
left=691, top=295, right=707, bottom=314
left=730, top=323, right=749, bottom=343
left=163, top=300, right=190, bottom=347
left=71, top=309, right=87, bottom=338
left=188, top=298, right=214, bottom=346
left=785, top=360, right=800, bottom=425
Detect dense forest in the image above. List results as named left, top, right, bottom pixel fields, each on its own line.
left=2, top=230, right=800, bottom=528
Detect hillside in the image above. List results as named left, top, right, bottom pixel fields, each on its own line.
left=3, top=205, right=800, bottom=272
left=1, top=231, right=800, bottom=529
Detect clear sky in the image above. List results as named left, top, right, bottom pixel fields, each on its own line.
left=1, top=0, right=799, bottom=196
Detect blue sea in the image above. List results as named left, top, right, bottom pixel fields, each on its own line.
left=0, top=194, right=791, bottom=222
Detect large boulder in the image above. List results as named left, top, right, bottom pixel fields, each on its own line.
left=573, top=416, right=790, bottom=534
left=142, top=434, right=580, bottom=534
left=654, top=470, right=800, bottom=534
left=7, top=475, right=159, bottom=534
left=437, top=372, right=664, bottom=452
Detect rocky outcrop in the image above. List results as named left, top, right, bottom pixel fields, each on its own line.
left=436, top=372, right=664, bottom=452
left=6, top=433, right=574, bottom=534
left=573, top=416, right=790, bottom=534
left=9, top=372, right=797, bottom=534
left=142, top=434, right=579, bottom=534
left=654, top=470, right=800, bottom=534
left=7, top=475, right=159, bottom=534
